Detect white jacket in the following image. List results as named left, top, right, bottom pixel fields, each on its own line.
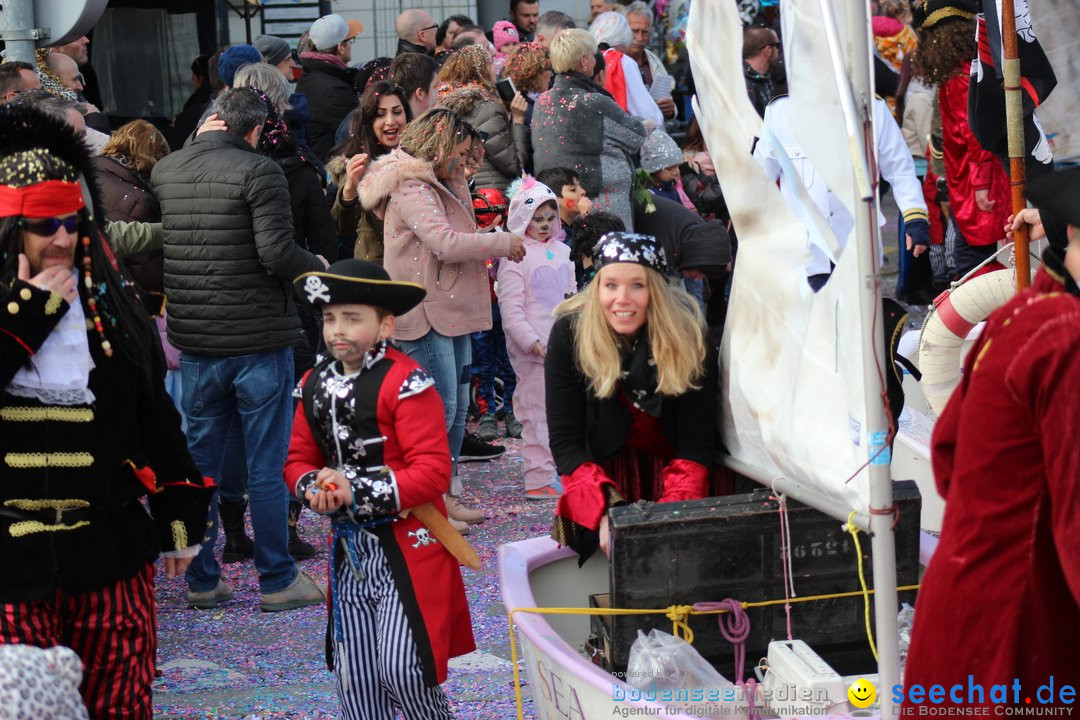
left=754, top=96, right=928, bottom=277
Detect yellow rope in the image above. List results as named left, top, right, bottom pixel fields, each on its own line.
left=506, top=583, right=920, bottom=719
left=666, top=605, right=695, bottom=644
left=847, top=510, right=879, bottom=662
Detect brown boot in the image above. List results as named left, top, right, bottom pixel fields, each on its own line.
left=444, top=493, right=486, bottom=524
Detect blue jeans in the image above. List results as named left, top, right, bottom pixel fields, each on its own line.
left=397, top=330, right=470, bottom=481
left=471, top=303, right=515, bottom=416
left=218, top=415, right=248, bottom=503
left=180, top=347, right=296, bottom=594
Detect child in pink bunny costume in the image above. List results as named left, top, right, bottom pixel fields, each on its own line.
left=496, top=177, right=576, bottom=499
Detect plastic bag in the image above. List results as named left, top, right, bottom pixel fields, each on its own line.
left=625, top=629, right=747, bottom=712
left=897, top=603, right=916, bottom=672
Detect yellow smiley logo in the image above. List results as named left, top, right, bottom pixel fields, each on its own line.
left=847, top=678, right=877, bottom=708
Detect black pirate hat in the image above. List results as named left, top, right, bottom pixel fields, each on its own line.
left=294, top=259, right=425, bottom=316
left=911, top=0, right=977, bottom=30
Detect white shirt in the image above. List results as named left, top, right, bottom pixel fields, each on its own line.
left=754, top=96, right=927, bottom=277
left=620, top=53, right=665, bottom=129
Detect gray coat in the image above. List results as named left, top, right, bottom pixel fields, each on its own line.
left=532, top=72, right=647, bottom=230
left=151, top=131, right=324, bottom=356
left=438, top=86, right=529, bottom=193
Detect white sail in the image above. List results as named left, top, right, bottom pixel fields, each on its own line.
left=688, top=0, right=878, bottom=513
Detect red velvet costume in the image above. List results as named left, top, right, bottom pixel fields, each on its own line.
left=903, top=260, right=1080, bottom=704
left=284, top=345, right=474, bottom=685
left=938, top=71, right=1010, bottom=247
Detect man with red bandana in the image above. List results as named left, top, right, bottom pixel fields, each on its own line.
left=0, top=105, right=213, bottom=718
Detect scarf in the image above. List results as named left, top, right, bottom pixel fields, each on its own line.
left=619, top=332, right=661, bottom=417
left=299, top=51, right=347, bottom=70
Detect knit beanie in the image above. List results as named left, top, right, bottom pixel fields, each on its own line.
left=254, top=34, right=291, bottom=66
left=493, top=21, right=520, bottom=52
left=218, top=44, right=261, bottom=87
left=640, top=129, right=684, bottom=174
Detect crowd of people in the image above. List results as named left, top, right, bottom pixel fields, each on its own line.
left=0, top=0, right=1076, bottom=717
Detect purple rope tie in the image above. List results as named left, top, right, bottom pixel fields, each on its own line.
left=693, top=599, right=756, bottom=718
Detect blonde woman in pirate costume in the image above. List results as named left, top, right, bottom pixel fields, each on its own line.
left=0, top=106, right=214, bottom=718
left=545, top=232, right=720, bottom=561
left=285, top=259, right=475, bottom=720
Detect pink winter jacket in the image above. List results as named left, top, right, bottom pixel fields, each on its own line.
left=359, top=149, right=515, bottom=340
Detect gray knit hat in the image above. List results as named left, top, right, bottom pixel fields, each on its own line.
left=640, top=129, right=684, bottom=174
left=254, top=34, right=291, bottom=66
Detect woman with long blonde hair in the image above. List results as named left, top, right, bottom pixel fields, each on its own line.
left=546, top=232, right=718, bottom=559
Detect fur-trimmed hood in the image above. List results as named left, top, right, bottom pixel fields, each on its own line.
left=436, top=84, right=498, bottom=118
left=358, top=148, right=440, bottom=215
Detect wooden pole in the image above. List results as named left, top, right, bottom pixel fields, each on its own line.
left=1000, top=0, right=1031, bottom=290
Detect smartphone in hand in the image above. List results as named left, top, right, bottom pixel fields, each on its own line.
left=496, top=77, right=518, bottom=103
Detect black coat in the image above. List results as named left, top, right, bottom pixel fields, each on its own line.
left=0, top=280, right=211, bottom=601
left=278, top=153, right=338, bottom=261
left=166, top=86, right=213, bottom=152
left=544, top=313, right=718, bottom=476
left=296, top=57, right=358, bottom=161
left=633, top=195, right=731, bottom=275
left=151, top=131, right=324, bottom=355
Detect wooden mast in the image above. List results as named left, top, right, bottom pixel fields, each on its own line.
left=1000, top=0, right=1031, bottom=290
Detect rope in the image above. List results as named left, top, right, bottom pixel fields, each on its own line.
left=770, top=483, right=796, bottom=641
left=505, top=583, right=921, bottom=720
left=694, top=599, right=757, bottom=719
left=846, top=510, right=879, bottom=662
left=665, top=605, right=695, bottom=644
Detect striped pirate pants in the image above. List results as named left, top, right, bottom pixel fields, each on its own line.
left=333, top=529, right=453, bottom=720
left=0, top=563, right=156, bottom=719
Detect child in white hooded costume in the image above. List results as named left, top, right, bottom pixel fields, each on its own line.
left=496, top=177, right=577, bottom=498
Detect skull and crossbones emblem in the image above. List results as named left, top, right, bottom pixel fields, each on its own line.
left=408, top=528, right=437, bottom=548
left=304, top=276, right=331, bottom=304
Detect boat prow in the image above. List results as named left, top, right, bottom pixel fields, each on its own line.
left=499, top=536, right=753, bottom=718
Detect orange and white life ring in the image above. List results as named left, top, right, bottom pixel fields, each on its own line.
left=917, top=269, right=1016, bottom=415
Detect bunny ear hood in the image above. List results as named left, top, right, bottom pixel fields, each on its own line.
left=506, top=176, right=560, bottom=238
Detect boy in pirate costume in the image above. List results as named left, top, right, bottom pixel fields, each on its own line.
left=0, top=106, right=214, bottom=718
left=286, top=258, right=476, bottom=720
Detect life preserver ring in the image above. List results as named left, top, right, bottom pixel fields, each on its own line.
left=917, top=269, right=1015, bottom=415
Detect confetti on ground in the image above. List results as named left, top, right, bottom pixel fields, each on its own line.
left=154, top=433, right=550, bottom=719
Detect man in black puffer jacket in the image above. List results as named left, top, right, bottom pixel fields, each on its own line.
left=151, top=87, right=328, bottom=613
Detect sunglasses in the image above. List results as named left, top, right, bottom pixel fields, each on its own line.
left=20, top=215, right=81, bottom=235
